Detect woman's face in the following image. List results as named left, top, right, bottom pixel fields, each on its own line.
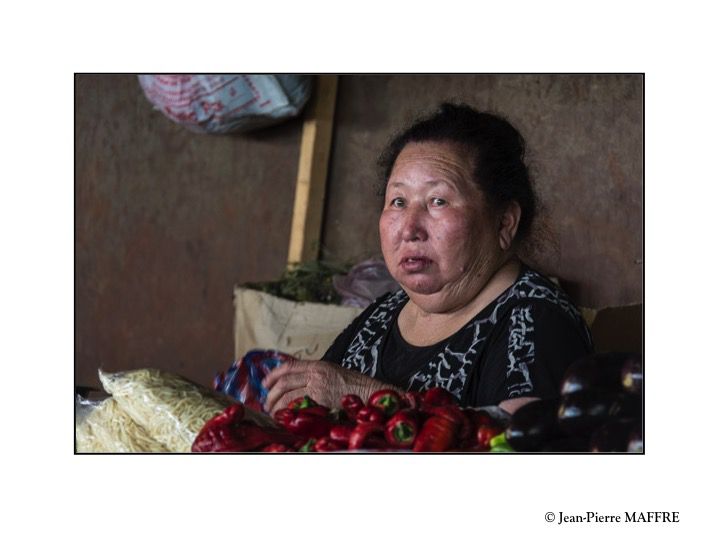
left=379, top=141, right=506, bottom=311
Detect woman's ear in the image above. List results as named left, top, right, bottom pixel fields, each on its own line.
left=498, top=201, right=521, bottom=251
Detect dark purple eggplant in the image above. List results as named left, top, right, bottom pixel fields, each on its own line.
left=621, top=354, right=643, bottom=394
left=609, top=392, right=642, bottom=421
left=539, top=436, right=590, bottom=452
left=557, top=391, right=614, bottom=435
left=627, top=424, right=643, bottom=453
left=589, top=419, right=635, bottom=452
left=504, top=398, right=560, bottom=452
left=560, top=352, right=631, bottom=395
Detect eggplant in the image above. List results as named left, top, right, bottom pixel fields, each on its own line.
left=557, top=391, right=614, bottom=436
left=589, top=419, right=635, bottom=452
left=539, top=436, right=590, bottom=452
left=627, top=424, right=643, bottom=453
left=609, top=392, right=642, bottom=421
left=621, top=354, right=643, bottom=394
left=504, top=398, right=560, bottom=451
left=560, top=352, right=633, bottom=396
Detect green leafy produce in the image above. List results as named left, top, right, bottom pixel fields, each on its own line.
left=244, top=260, right=351, bottom=304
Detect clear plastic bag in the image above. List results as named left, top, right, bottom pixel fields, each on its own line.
left=99, top=368, right=275, bottom=452
left=332, top=259, right=400, bottom=308
left=75, top=395, right=169, bottom=453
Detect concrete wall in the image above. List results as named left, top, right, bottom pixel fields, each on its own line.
left=75, top=74, right=642, bottom=388
left=75, top=75, right=302, bottom=387
left=323, top=74, right=643, bottom=309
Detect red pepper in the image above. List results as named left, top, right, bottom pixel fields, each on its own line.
left=348, top=423, right=387, bottom=450
left=273, top=406, right=332, bottom=439
left=368, top=389, right=403, bottom=417
left=402, top=391, right=424, bottom=410
left=287, top=395, right=321, bottom=410
left=384, top=410, right=419, bottom=448
left=355, top=405, right=385, bottom=425
left=413, top=415, right=458, bottom=452
left=426, top=405, right=472, bottom=446
left=261, top=443, right=293, bottom=452
left=204, top=403, right=244, bottom=429
left=192, top=404, right=295, bottom=452
left=476, top=424, right=504, bottom=451
left=329, top=425, right=353, bottom=447
left=420, top=387, right=457, bottom=409
left=328, top=408, right=348, bottom=424
left=340, top=394, right=364, bottom=420
left=464, top=408, right=495, bottom=430
left=314, top=436, right=344, bottom=452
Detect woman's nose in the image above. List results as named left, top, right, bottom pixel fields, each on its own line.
left=400, top=206, right=428, bottom=242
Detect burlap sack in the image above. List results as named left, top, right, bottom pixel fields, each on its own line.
left=233, top=287, right=363, bottom=360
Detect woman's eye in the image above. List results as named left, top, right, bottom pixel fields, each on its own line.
left=390, top=198, right=405, bottom=208
left=431, top=197, right=447, bottom=207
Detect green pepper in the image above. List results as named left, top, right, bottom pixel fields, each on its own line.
left=488, top=432, right=514, bottom=452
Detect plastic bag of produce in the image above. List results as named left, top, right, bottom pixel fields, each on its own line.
left=332, top=259, right=400, bottom=308
left=138, top=74, right=313, bottom=134
left=75, top=396, right=103, bottom=453
left=214, top=349, right=296, bottom=412
left=75, top=395, right=169, bottom=453
left=99, top=368, right=276, bottom=452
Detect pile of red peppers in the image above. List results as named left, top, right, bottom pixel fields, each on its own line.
left=192, top=388, right=513, bottom=452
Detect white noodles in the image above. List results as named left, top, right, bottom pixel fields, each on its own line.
left=98, top=369, right=233, bottom=452
left=75, top=397, right=169, bottom=453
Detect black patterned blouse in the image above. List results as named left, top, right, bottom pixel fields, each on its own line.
left=322, top=265, right=593, bottom=407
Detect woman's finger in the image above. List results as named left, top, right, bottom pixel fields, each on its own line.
left=262, top=358, right=307, bottom=389
left=271, top=389, right=307, bottom=415
left=264, top=372, right=309, bottom=413
left=261, top=360, right=294, bottom=390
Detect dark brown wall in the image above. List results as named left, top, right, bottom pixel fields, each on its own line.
left=322, top=75, right=643, bottom=308
left=75, top=75, right=302, bottom=387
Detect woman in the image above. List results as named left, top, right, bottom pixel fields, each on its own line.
left=263, top=103, right=592, bottom=414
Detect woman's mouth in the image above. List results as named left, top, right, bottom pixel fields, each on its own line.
left=400, top=256, right=433, bottom=272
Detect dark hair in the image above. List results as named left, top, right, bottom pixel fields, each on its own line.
left=378, top=103, right=536, bottom=244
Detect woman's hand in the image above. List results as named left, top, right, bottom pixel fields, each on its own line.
left=262, top=359, right=394, bottom=415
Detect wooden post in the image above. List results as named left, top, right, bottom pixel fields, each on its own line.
left=287, top=75, right=339, bottom=266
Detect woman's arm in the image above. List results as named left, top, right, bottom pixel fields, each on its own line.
left=262, top=292, right=402, bottom=414
left=498, top=396, right=539, bottom=415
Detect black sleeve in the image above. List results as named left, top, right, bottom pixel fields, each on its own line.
left=321, top=293, right=392, bottom=365
left=472, top=302, right=593, bottom=406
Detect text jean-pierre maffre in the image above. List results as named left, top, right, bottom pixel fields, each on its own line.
left=557, top=511, right=680, bottom=525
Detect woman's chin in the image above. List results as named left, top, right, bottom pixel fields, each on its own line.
left=399, top=277, right=443, bottom=296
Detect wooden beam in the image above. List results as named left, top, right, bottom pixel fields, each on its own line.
left=287, top=75, right=339, bottom=266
